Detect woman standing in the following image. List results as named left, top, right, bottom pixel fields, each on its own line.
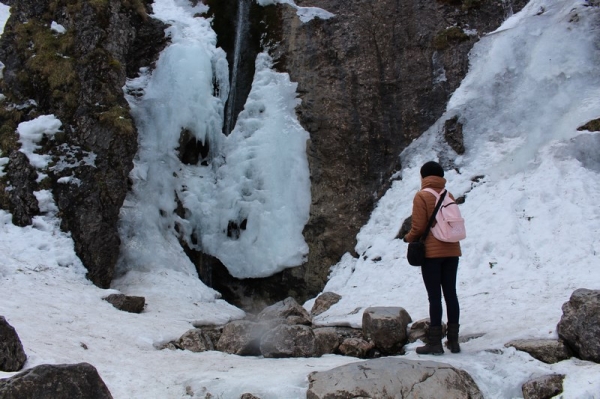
left=403, top=161, right=462, bottom=355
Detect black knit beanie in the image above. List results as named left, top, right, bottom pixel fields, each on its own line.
left=420, top=161, right=444, bottom=178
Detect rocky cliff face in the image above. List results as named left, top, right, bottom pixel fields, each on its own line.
left=275, top=0, right=528, bottom=297
left=0, top=0, right=527, bottom=306
left=208, top=0, right=528, bottom=308
left=0, top=0, right=166, bottom=287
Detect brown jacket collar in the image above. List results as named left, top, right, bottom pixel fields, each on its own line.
left=421, top=175, right=446, bottom=190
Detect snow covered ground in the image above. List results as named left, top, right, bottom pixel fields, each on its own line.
left=2, top=0, right=600, bottom=398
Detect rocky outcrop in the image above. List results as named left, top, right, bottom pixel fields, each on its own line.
left=0, top=0, right=167, bottom=288
left=0, top=363, right=113, bottom=399
left=557, top=288, right=600, bottom=363
left=0, top=316, right=27, bottom=372
left=307, top=358, right=483, bottom=399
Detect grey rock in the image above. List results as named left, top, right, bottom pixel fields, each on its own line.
left=307, top=358, right=483, bottom=399
left=0, top=363, right=113, bottom=399
left=362, top=307, right=412, bottom=354
left=311, top=292, right=342, bottom=316
left=103, top=294, right=145, bottom=313
left=216, top=320, right=263, bottom=356
left=313, top=327, right=341, bottom=356
left=257, top=297, right=311, bottom=326
left=522, top=374, right=565, bottom=399
left=260, top=324, right=317, bottom=358
left=0, top=316, right=27, bottom=372
left=176, top=328, right=217, bottom=353
left=505, top=339, right=572, bottom=364
left=557, top=288, right=600, bottom=363
left=337, top=338, right=375, bottom=359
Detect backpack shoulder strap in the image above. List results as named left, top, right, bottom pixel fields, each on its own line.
left=419, top=188, right=447, bottom=242
left=422, top=188, right=446, bottom=199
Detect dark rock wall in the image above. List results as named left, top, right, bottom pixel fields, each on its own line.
left=270, top=0, right=528, bottom=297
left=0, top=0, right=167, bottom=287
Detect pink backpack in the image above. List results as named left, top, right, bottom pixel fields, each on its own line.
left=422, top=188, right=466, bottom=242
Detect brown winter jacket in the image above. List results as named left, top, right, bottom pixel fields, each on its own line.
left=403, top=175, right=462, bottom=258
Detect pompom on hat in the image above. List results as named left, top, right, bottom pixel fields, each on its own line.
left=420, top=161, right=444, bottom=178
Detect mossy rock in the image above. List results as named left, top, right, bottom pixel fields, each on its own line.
left=433, top=26, right=470, bottom=50
left=12, top=20, right=80, bottom=117
left=578, top=118, right=600, bottom=132
left=98, top=105, right=135, bottom=136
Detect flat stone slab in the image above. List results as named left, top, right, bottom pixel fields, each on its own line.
left=307, top=357, right=483, bottom=399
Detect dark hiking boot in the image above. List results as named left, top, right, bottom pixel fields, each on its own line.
left=416, top=325, right=444, bottom=355
left=447, top=323, right=461, bottom=353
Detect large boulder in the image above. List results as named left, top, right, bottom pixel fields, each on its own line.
left=505, top=339, right=572, bottom=364
left=557, top=288, right=600, bottom=363
left=362, top=307, right=412, bottom=354
left=260, top=325, right=317, bottom=358
left=307, top=358, right=483, bottom=399
left=0, top=316, right=27, bottom=372
left=0, top=363, right=113, bottom=399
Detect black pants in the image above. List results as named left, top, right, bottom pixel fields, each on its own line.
left=421, top=257, right=460, bottom=327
